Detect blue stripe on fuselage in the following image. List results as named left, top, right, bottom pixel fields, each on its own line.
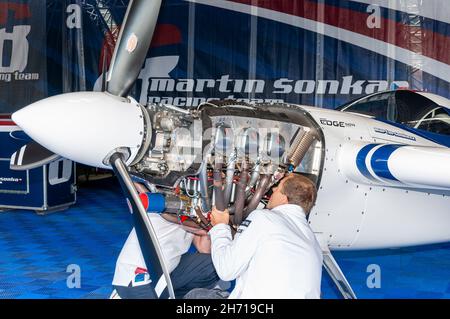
left=370, top=144, right=404, bottom=181
left=356, top=143, right=379, bottom=182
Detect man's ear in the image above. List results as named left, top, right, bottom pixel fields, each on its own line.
left=281, top=193, right=289, bottom=204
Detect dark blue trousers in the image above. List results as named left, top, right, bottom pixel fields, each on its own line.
left=113, top=252, right=219, bottom=299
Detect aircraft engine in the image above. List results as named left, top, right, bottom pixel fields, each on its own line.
left=129, top=101, right=324, bottom=230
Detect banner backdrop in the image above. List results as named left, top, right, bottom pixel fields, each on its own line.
left=0, top=0, right=46, bottom=113
left=2, top=0, right=450, bottom=111
left=98, top=0, right=449, bottom=109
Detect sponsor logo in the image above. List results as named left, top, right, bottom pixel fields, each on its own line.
left=237, top=219, right=252, bottom=233
left=373, top=127, right=416, bottom=141
left=133, top=267, right=151, bottom=286
left=320, top=118, right=356, bottom=128
left=135, top=55, right=409, bottom=107
left=0, top=176, right=22, bottom=184
left=0, top=3, right=39, bottom=83
left=240, top=220, right=252, bottom=227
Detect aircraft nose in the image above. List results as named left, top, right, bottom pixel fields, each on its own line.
left=12, top=92, right=146, bottom=169
left=12, top=98, right=54, bottom=145
left=11, top=107, right=26, bottom=128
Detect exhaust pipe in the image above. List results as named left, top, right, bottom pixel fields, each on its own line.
left=243, top=174, right=271, bottom=219
left=213, top=161, right=226, bottom=211
left=224, top=152, right=237, bottom=207
left=232, top=161, right=249, bottom=226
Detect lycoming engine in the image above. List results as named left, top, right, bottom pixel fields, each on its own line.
left=128, top=101, right=325, bottom=231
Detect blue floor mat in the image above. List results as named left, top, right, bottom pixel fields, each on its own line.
left=0, top=178, right=449, bottom=299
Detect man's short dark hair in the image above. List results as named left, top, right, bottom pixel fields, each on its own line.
left=281, top=173, right=317, bottom=215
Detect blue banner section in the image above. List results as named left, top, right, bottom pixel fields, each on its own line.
left=0, top=0, right=47, bottom=113
left=2, top=0, right=450, bottom=112
left=0, top=1, right=107, bottom=112
left=125, top=0, right=450, bottom=109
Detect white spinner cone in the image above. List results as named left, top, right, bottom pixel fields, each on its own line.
left=12, top=92, right=145, bottom=169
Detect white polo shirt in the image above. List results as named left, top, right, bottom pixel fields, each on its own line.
left=209, top=204, right=323, bottom=299
left=112, top=214, right=194, bottom=287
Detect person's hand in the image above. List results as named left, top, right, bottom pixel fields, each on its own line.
left=192, top=233, right=211, bottom=253
left=181, top=225, right=208, bottom=236
left=211, top=206, right=229, bottom=226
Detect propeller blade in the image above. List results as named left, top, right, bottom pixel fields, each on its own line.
left=100, top=46, right=108, bottom=92
left=10, top=141, right=60, bottom=171
left=109, top=152, right=175, bottom=299
left=107, top=0, right=162, bottom=97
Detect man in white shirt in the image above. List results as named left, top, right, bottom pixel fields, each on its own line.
left=209, top=173, right=323, bottom=299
